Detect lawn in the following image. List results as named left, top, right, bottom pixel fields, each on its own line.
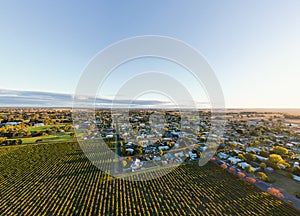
left=20, top=133, right=74, bottom=144
left=268, top=170, right=300, bottom=195
left=26, top=124, right=65, bottom=132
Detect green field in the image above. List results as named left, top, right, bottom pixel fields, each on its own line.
left=20, top=133, right=74, bottom=144
left=26, top=124, right=63, bottom=132
left=0, top=142, right=299, bottom=215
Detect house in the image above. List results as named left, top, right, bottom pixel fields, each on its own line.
left=5, top=122, right=21, bottom=126
left=163, top=138, right=172, bottom=141
left=294, top=162, right=299, bottom=168
left=153, top=156, right=161, bottom=161
left=293, top=175, right=300, bottom=182
left=189, top=151, right=197, bottom=159
left=285, top=143, right=294, bottom=148
left=158, top=146, right=169, bottom=151
left=174, top=151, right=185, bottom=158
left=106, top=134, right=113, bottom=138
left=199, top=146, right=208, bottom=152
left=238, top=162, right=251, bottom=169
left=218, top=152, right=229, bottom=159
left=126, top=148, right=134, bottom=154
left=246, top=147, right=261, bottom=154
left=265, top=167, right=274, bottom=172
left=131, top=158, right=142, bottom=171
left=34, top=122, right=45, bottom=127
left=227, top=157, right=242, bottom=165
left=254, top=155, right=268, bottom=162
left=278, top=164, right=286, bottom=169
left=125, top=142, right=133, bottom=146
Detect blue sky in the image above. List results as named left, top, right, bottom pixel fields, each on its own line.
left=0, top=1, right=300, bottom=108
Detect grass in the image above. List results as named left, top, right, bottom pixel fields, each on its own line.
left=19, top=133, right=73, bottom=144
left=26, top=124, right=65, bottom=132
left=268, top=170, right=300, bottom=195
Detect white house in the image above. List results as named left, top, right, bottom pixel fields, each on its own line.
left=174, top=151, right=185, bottom=158
left=227, top=157, right=242, bottom=165
left=158, top=146, right=170, bottom=151
left=246, top=147, right=261, bottom=153
left=131, top=159, right=142, bottom=171
left=34, top=122, right=45, bottom=127
left=254, top=155, right=268, bottom=162
left=126, top=148, right=134, bottom=154
left=285, top=143, right=294, bottom=148
left=238, top=162, right=251, bottom=169
left=189, top=151, right=197, bottom=159
left=218, top=152, right=229, bottom=159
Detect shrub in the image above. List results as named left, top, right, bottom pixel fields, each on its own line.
left=257, top=172, right=269, bottom=182
left=245, top=165, right=254, bottom=173
left=260, top=162, right=266, bottom=169
left=229, top=167, right=236, bottom=173
left=267, top=187, right=284, bottom=198
left=237, top=172, right=246, bottom=178
left=35, top=139, right=43, bottom=143
left=221, top=164, right=227, bottom=169
left=246, top=177, right=256, bottom=184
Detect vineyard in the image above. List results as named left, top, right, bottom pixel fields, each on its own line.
left=0, top=142, right=299, bottom=215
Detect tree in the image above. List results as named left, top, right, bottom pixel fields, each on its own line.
left=122, top=160, right=127, bottom=167
left=237, top=154, right=245, bottom=161
left=245, top=165, right=254, bottom=173
left=16, top=139, right=22, bottom=145
left=245, top=153, right=256, bottom=162
left=0, top=137, right=7, bottom=145
left=64, top=124, right=73, bottom=131
left=260, top=150, right=269, bottom=158
left=292, top=167, right=300, bottom=176
left=260, top=162, right=267, bottom=170
left=257, top=172, right=269, bottom=182
left=159, top=150, right=164, bottom=156
left=268, top=154, right=289, bottom=169
left=70, top=132, right=76, bottom=138
left=273, top=146, right=288, bottom=155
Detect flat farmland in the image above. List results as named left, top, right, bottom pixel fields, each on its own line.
left=0, top=142, right=299, bottom=216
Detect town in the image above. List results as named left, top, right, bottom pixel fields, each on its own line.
left=1, top=108, right=300, bottom=205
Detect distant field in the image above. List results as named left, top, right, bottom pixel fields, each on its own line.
left=20, top=133, right=73, bottom=144
left=0, top=142, right=299, bottom=215
left=226, top=108, right=300, bottom=115
left=26, top=124, right=64, bottom=132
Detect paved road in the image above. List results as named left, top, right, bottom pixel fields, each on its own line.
left=114, top=116, right=123, bottom=174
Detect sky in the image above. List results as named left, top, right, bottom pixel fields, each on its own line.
left=0, top=0, right=300, bottom=108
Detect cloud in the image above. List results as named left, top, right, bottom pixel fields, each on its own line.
left=0, top=89, right=168, bottom=108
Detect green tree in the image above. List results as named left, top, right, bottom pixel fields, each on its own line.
left=257, top=172, right=269, bottom=182
left=122, top=160, right=127, bottom=167
left=237, top=154, right=245, bottom=161
left=245, top=165, right=254, bottom=173
left=245, top=153, right=256, bottom=162
left=273, top=146, right=288, bottom=155
left=268, top=154, right=289, bottom=169
left=260, top=162, right=267, bottom=169
left=16, top=139, right=22, bottom=145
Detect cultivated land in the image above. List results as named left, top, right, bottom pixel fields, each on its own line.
left=1, top=108, right=300, bottom=215
left=0, top=142, right=299, bottom=216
